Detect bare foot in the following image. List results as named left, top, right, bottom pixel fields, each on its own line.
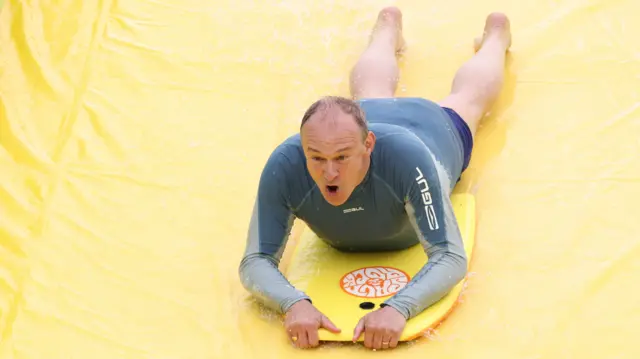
left=370, top=6, right=406, bottom=55
left=473, top=12, right=512, bottom=53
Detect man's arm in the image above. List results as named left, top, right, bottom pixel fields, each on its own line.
left=382, top=144, right=468, bottom=320
left=238, top=147, right=311, bottom=314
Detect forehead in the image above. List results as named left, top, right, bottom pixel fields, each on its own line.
left=301, top=107, right=362, bottom=150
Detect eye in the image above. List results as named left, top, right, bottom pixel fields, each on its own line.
left=336, top=155, right=347, bottom=161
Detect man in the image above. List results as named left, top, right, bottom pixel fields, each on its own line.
left=239, top=6, right=511, bottom=350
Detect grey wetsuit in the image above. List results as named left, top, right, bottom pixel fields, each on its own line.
left=239, top=97, right=469, bottom=320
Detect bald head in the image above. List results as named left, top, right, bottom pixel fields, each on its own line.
left=300, top=96, right=368, bottom=141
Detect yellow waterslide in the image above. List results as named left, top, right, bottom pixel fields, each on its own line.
left=0, top=0, right=638, bottom=358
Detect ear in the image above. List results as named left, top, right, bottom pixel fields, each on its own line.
left=364, top=131, right=376, bottom=154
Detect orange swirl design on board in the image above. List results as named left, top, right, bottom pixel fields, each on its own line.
left=340, top=266, right=411, bottom=298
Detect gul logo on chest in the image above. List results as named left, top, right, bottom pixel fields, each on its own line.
left=343, top=206, right=364, bottom=213
left=414, top=167, right=439, bottom=230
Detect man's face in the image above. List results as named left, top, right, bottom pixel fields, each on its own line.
left=301, top=108, right=375, bottom=206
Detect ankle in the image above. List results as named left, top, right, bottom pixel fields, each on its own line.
left=482, top=32, right=510, bottom=51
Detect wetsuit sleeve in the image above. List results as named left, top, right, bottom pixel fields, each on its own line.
left=238, top=147, right=311, bottom=314
left=382, top=144, right=468, bottom=320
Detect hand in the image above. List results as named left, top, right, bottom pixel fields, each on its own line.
left=352, top=305, right=406, bottom=350
left=284, top=300, right=341, bottom=349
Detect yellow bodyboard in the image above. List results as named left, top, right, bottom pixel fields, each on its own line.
left=285, top=193, right=476, bottom=342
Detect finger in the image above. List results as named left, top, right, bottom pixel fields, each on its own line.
left=289, top=329, right=300, bottom=346
left=302, top=330, right=313, bottom=349
left=352, top=318, right=365, bottom=342
left=294, top=329, right=309, bottom=349
left=389, top=332, right=400, bottom=349
left=381, top=332, right=393, bottom=350
left=372, top=329, right=384, bottom=350
left=307, top=326, right=320, bottom=348
left=321, top=315, right=341, bottom=333
left=363, top=325, right=374, bottom=349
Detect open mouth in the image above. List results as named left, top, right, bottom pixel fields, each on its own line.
left=326, top=185, right=339, bottom=194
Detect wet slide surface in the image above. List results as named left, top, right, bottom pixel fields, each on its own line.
left=0, top=0, right=639, bottom=358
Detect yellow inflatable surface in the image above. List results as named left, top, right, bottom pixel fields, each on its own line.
left=1, top=0, right=639, bottom=358
left=286, top=194, right=475, bottom=342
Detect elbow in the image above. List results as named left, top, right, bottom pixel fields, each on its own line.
left=238, top=255, right=251, bottom=290
left=238, top=252, right=278, bottom=289
left=451, top=251, right=468, bottom=283
left=457, top=255, right=469, bottom=281
left=238, top=253, right=262, bottom=289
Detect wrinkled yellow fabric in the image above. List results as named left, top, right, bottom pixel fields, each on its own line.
left=0, top=0, right=638, bottom=358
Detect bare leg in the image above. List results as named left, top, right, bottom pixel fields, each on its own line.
left=438, top=12, right=512, bottom=137
left=349, top=7, right=405, bottom=100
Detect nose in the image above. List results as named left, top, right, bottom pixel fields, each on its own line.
left=323, top=161, right=339, bottom=182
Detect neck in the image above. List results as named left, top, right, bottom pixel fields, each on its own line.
left=355, top=155, right=371, bottom=185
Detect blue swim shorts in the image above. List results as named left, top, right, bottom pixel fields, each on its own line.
left=441, top=106, right=473, bottom=173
